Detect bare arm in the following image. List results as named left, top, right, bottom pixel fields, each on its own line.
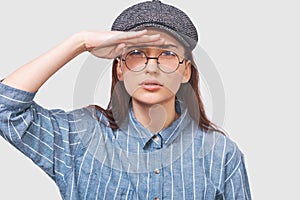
left=2, top=30, right=163, bottom=92
left=2, top=33, right=85, bottom=92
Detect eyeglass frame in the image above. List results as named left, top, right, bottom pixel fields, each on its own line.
left=120, top=49, right=186, bottom=74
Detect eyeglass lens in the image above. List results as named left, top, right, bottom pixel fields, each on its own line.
left=124, top=50, right=181, bottom=73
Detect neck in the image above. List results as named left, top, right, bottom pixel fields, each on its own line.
left=131, top=98, right=179, bottom=133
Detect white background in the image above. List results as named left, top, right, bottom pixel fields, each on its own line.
left=1, top=0, right=299, bottom=199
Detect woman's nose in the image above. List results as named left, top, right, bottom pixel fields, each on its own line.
left=145, top=57, right=160, bottom=73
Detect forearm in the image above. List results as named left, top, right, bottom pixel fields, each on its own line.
left=2, top=32, right=86, bottom=93
left=1, top=30, right=162, bottom=93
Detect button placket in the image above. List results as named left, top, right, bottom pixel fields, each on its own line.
left=149, top=139, right=163, bottom=200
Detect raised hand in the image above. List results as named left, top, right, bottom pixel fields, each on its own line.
left=82, top=30, right=165, bottom=59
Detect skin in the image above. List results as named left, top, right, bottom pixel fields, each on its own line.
left=116, top=29, right=191, bottom=133
left=2, top=29, right=190, bottom=133
left=2, top=30, right=164, bottom=92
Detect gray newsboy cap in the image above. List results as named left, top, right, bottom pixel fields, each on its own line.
left=111, top=0, right=198, bottom=49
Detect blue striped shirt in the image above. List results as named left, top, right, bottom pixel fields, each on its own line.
left=0, top=82, right=251, bottom=200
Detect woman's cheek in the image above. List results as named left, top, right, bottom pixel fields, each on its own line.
left=121, top=69, right=185, bottom=96
left=122, top=71, right=142, bottom=96
left=162, top=72, right=184, bottom=95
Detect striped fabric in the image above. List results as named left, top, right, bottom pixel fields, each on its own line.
left=0, top=82, right=251, bottom=200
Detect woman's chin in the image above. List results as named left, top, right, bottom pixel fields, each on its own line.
left=131, top=93, right=175, bottom=106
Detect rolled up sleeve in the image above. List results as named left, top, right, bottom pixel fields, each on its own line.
left=0, top=82, right=80, bottom=184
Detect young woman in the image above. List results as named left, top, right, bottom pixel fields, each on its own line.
left=0, top=0, right=251, bottom=199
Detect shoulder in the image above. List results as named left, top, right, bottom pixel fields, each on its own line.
left=66, top=106, right=112, bottom=138
left=201, top=130, right=245, bottom=176
left=68, top=106, right=110, bottom=126
left=67, top=106, right=114, bottom=148
left=200, top=130, right=242, bottom=158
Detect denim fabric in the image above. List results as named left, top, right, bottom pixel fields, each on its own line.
left=0, top=82, right=251, bottom=200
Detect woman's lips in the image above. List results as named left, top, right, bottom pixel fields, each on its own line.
left=139, top=80, right=163, bottom=91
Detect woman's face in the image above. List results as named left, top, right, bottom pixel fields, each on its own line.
left=116, top=29, right=191, bottom=106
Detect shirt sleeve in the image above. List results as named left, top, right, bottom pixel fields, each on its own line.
left=222, top=154, right=252, bottom=200
left=206, top=132, right=252, bottom=200
left=0, top=82, right=81, bottom=184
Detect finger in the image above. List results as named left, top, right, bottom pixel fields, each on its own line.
left=131, top=34, right=162, bottom=43
left=114, top=43, right=126, bottom=56
left=99, top=30, right=149, bottom=48
left=118, top=34, right=163, bottom=46
left=112, top=30, right=148, bottom=41
left=125, top=38, right=166, bottom=48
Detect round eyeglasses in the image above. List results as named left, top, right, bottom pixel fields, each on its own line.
left=121, top=49, right=185, bottom=73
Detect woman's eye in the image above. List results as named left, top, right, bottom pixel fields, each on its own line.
left=128, top=50, right=144, bottom=57
left=161, top=51, right=176, bottom=57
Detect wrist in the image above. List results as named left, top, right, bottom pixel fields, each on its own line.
left=68, top=31, right=88, bottom=55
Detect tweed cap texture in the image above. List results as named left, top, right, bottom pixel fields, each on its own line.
left=111, top=0, right=198, bottom=49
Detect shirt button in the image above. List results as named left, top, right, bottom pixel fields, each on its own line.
left=154, top=169, right=160, bottom=174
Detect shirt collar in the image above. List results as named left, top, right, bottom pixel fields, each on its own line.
left=127, top=99, right=192, bottom=149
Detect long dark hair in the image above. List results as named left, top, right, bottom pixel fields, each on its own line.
left=91, top=53, right=225, bottom=135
